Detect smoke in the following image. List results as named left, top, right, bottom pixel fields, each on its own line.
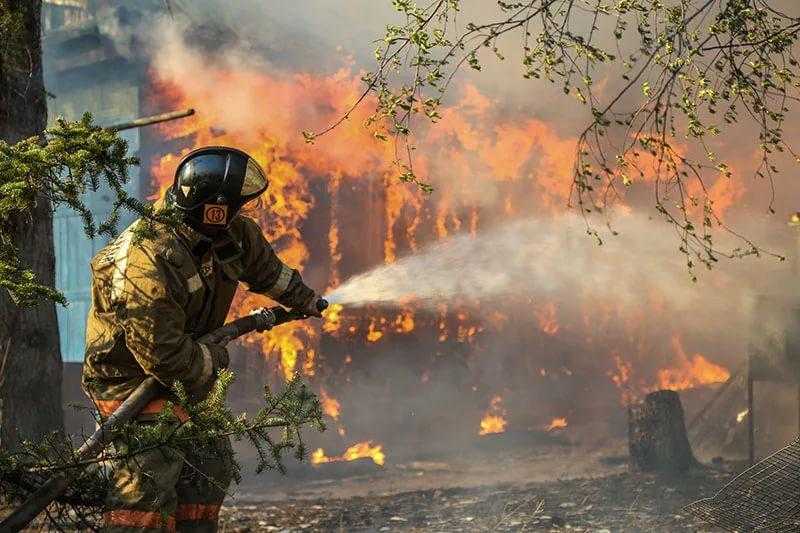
left=98, top=1, right=799, bottom=217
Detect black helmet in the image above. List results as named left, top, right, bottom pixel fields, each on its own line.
left=167, top=146, right=268, bottom=231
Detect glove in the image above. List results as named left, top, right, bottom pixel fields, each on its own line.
left=191, top=343, right=229, bottom=399
left=204, top=342, right=230, bottom=371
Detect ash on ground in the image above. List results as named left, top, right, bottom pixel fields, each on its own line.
left=221, top=437, right=736, bottom=532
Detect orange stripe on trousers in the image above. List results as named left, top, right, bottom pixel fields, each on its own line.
left=175, top=503, right=222, bottom=522
left=104, top=509, right=176, bottom=531
left=94, top=398, right=190, bottom=423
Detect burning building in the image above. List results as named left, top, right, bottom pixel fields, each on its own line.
left=46, top=0, right=800, bottom=468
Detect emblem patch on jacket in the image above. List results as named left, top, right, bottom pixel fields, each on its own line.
left=203, top=204, right=228, bottom=225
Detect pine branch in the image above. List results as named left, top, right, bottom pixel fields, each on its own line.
left=0, top=371, right=325, bottom=531
left=0, top=113, right=180, bottom=307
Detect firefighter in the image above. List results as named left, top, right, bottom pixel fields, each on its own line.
left=82, top=146, right=323, bottom=532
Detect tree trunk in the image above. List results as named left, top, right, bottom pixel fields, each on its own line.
left=0, top=0, right=64, bottom=448
left=628, top=390, right=696, bottom=472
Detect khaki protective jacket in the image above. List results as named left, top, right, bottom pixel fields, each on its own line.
left=82, top=212, right=314, bottom=407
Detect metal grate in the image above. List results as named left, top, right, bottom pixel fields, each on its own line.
left=686, top=437, right=800, bottom=532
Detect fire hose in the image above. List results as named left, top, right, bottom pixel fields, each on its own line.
left=1, top=301, right=327, bottom=532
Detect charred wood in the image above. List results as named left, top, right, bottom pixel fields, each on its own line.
left=628, top=390, right=697, bottom=472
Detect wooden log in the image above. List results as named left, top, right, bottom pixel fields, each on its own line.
left=628, top=390, right=697, bottom=472
left=106, top=108, right=195, bottom=132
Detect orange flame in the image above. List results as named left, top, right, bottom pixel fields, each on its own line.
left=394, top=310, right=415, bottom=333
left=479, top=395, right=508, bottom=436
left=655, top=336, right=730, bottom=391
left=322, top=303, right=344, bottom=334
left=366, top=318, right=384, bottom=343
left=319, top=388, right=341, bottom=421
left=534, top=302, right=560, bottom=336
left=608, top=352, right=636, bottom=405
left=328, top=170, right=343, bottom=282
left=480, top=415, right=508, bottom=436
left=545, top=417, right=568, bottom=431
left=311, top=441, right=386, bottom=466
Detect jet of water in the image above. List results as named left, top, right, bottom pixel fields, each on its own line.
left=325, top=215, right=715, bottom=311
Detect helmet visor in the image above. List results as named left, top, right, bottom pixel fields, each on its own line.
left=175, top=153, right=229, bottom=209
left=241, top=158, right=268, bottom=200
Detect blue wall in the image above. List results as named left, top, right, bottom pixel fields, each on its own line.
left=53, top=128, right=141, bottom=362
left=48, top=78, right=144, bottom=362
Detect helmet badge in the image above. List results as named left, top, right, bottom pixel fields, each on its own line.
left=203, top=204, right=229, bottom=225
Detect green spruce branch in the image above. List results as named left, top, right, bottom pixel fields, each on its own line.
left=0, top=370, right=326, bottom=531
left=0, top=113, right=181, bottom=307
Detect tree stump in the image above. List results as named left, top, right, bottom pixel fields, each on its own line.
left=628, top=390, right=697, bottom=472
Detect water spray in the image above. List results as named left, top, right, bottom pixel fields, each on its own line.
left=325, top=216, right=685, bottom=308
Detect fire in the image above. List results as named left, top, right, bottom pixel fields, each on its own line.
left=322, top=303, right=343, bottom=334
left=608, top=352, right=636, bottom=405
left=311, top=441, right=386, bottom=467
left=366, top=318, right=384, bottom=342
left=328, top=171, right=343, bottom=288
left=736, top=409, right=749, bottom=423
left=394, top=310, right=415, bottom=333
left=148, top=42, right=674, bottom=386
left=480, top=415, right=507, bottom=436
left=457, top=324, right=479, bottom=342
left=534, top=302, right=560, bottom=336
left=479, top=395, right=508, bottom=436
left=655, top=336, right=730, bottom=391
left=239, top=319, right=316, bottom=381
left=319, top=388, right=341, bottom=421
left=310, top=448, right=327, bottom=464
left=341, top=442, right=385, bottom=465
left=303, top=348, right=316, bottom=377
left=149, top=32, right=426, bottom=380
left=143, top=29, right=748, bottom=452
left=609, top=353, right=632, bottom=388
left=385, top=176, right=421, bottom=263
left=545, top=417, right=568, bottom=431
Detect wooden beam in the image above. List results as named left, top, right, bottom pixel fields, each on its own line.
left=107, top=108, right=195, bottom=132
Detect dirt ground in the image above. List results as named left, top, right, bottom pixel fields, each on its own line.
left=1, top=433, right=741, bottom=532
left=219, top=436, right=737, bottom=532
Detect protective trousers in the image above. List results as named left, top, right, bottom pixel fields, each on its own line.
left=102, top=432, right=234, bottom=532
